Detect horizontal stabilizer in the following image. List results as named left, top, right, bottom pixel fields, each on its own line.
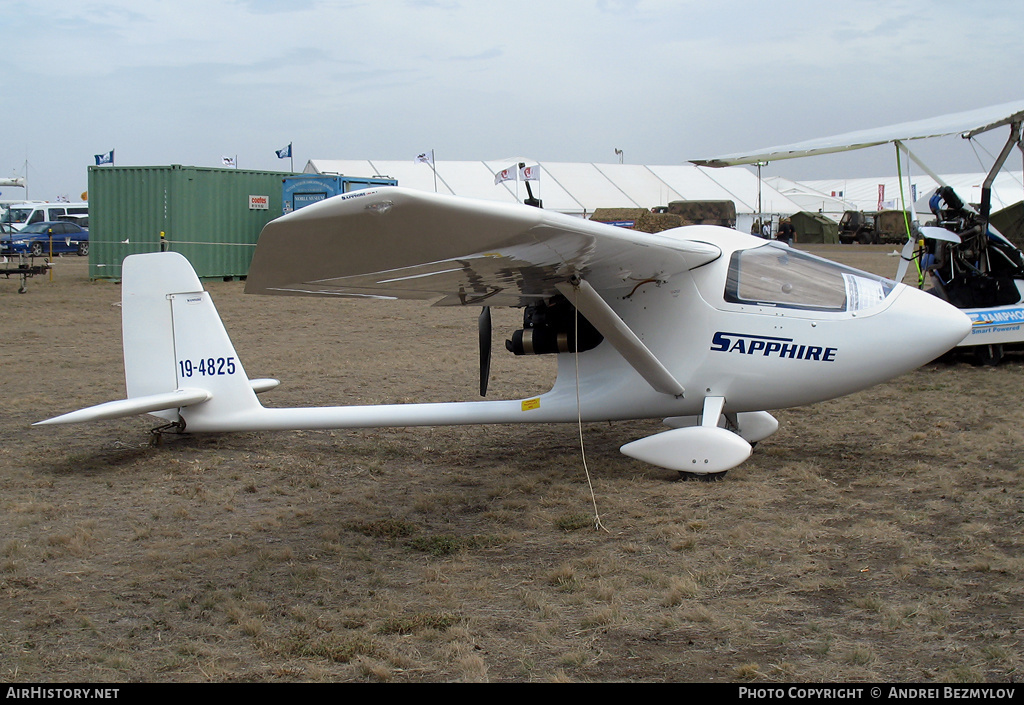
left=34, top=388, right=212, bottom=426
left=250, top=378, right=281, bottom=394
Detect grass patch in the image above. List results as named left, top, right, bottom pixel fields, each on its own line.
left=346, top=518, right=419, bottom=539
left=279, top=630, right=384, bottom=664
left=554, top=512, right=593, bottom=531
left=406, top=533, right=505, bottom=557
left=378, top=612, right=460, bottom=635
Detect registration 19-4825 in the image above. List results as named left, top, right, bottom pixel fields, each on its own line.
left=179, top=357, right=236, bottom=378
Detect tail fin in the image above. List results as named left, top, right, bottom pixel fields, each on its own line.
left=122, top=252, right=202, bottom=421
left=38, top=252, right=266, bottom=427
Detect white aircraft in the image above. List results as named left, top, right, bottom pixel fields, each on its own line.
left=693, top=99, right=1024, bottom=366
left=36, top=187, right=970, bottom=477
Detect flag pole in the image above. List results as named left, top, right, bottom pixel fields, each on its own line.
left=276, top=143, right=294, bottom=172
left=415, top=150, right=437, bottom=191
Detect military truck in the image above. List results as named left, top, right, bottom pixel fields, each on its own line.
left=839, top=210, right=914, bottom=244
left=837, top=210, right=876, bottom=244
left=874, top=210, right=913, bottom=244
left=591, top=200, right=736, bottom=234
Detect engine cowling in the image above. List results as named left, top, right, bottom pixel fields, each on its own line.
left=505, top=296, right=603, bottom=355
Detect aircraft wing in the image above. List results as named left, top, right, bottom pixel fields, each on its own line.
left=246, top=186, right=721, bottom=307
left=690, top=99, right=1024, bottom=167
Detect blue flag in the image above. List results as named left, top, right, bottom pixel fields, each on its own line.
left=95, top=150, right=114, bottom=166
left=276, top=143, right=292, bottom=159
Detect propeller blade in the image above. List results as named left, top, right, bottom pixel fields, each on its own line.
left=919, top=225, right=962, bottom=244
left=895, top=237, right=917, bottom=285
left=479, top=306, right=492, bottom=396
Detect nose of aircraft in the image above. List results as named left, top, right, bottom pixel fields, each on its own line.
left=889, top=284, right=971, bottom=365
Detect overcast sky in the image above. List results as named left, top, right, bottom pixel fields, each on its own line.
left=2, top=0, right=1022, bottom=201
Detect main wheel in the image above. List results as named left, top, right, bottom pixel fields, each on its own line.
left=974, top=344, right=1004, bottom=366
left=677, top=470, right=728, bottom=482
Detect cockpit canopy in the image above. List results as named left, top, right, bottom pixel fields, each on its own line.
left=725, top=243, right=896, bottom=313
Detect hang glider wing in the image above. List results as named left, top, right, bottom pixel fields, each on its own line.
left=246, top=186, right=721, bottom=307
left=690, top=99, right=1024, bottom=167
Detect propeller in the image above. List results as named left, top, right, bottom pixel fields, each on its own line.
left=896, top=227, right=961, bottom=286
left=894, top=237, right=917, bottom=286
left=478, top=306, right=492, bottom=396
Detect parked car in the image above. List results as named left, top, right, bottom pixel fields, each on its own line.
left=1, top=221, right=89, bottom=257
left=2, top=202, right=89, bottom=232
left=1, top=224, right=17, bottom=255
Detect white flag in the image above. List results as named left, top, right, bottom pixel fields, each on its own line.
left=415, top=151, right=434, bottom=166
left=520, top=164, right=540, bottom=182
left=494, top=167, right=516, bottom=185
left=222, top=155, right=236, bottom=167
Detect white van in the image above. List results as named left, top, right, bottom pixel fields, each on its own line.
left=3, top=202, right=89, bottom=231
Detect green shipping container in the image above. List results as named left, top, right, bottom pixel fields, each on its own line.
left=87, top=164, right=294, bottom=280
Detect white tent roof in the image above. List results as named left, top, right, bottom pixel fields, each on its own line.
left=802, top=171, right=1024, bottom=215
left=764, top=176, right=855, bottom=215
left=304, top=158, right=803, bottom=216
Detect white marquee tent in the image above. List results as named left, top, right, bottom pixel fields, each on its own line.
left=800, top=171, right=1024, bottom=217
left=304, top=158, right=1023, bottom=231
left=304, top=158, right=802, bottom=224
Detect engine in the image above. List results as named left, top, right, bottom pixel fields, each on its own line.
left=505, top=295, right=603, bottom=355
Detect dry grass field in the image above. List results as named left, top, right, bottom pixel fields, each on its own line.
left=1, top=245, right=1021, bottom=683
